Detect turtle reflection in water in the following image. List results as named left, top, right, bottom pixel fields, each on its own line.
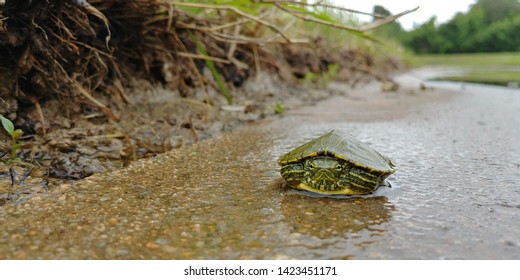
left=278, top=130, right=396, bottom=195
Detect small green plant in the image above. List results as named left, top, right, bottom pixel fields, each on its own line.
left=301, top=64, right=340, bottom=88
left=321, top=64, right=340, bottom=86
left=274, top=101, right=285, bottom=114
left=1, top=114, right=24, bottom=165
left=302, top=71, right=317, bottom=85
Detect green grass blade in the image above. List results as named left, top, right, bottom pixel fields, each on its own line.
left=191, top=34, right=233, bottom=104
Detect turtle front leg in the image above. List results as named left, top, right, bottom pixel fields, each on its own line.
left=337, top=167, right=378, bottom=194
left=280, top=163, right=306, bottom=187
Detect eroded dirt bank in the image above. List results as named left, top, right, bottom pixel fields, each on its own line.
left=1, top=0, right=401, bottom=197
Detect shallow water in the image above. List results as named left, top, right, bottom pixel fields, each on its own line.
left=1, top=70, right=520, bottom=259
left=267, top=84, right=520, bottom=259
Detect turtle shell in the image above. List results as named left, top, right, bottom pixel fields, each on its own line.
left=278, top=129, right=395, bottom=173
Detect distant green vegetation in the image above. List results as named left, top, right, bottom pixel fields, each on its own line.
left=413, top=52, right=520, bottom=67
left=437, top=71, right=520, bottom=86
left=372, top=1, right=520, bottom=86
left=380, top=0, right=520, bottom=54
left=413, top=52, right=520, bottom=86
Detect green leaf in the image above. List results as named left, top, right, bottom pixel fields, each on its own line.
left=0, top=114, right=15, bottom=134
left=12, top=129, right=24, bottom=139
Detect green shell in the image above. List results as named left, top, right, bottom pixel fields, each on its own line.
left=278, top=130, right=395, bottom=173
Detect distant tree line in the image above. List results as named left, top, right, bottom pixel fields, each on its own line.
left=373, top=0, right=520, bottom=53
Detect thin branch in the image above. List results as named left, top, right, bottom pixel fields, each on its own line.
left=210, top=17, right=252, bottom=32
left=72, top=80, right=120, bottom=121
left=274, top=3, right=419, bottom=33
left=273, top=3, right=360, bottom=32
left=256, top=0, right=384, bottom=18
left=227, top=25, right=249, bottom=70
left=176, top=52, right=231, bottom=64
left=167, top=2, right=174, bottom=32
left=175, top=20, right=307, bottom=44
left=210, top=31, right=307, bottom=44
left=358, top=7, right=420, bottom=32
left=170, top=1, right=296, bottom=43
left=31, top=96, right=46, bottom=137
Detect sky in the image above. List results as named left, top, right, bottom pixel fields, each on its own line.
left=332, top=0, right=476, bottom=30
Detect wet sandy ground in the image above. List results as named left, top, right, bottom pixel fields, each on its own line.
left=1, top=68, right=519, bottom=259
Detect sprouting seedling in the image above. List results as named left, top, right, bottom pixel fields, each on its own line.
left=0, top=114, right=24, bottom=164
left=275, top=101, right=285, bottom=115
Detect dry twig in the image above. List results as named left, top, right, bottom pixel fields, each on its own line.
left=273, top=3, right=419, bottom=33
left=176, top=52, right=231, bottom=64
left=256, top=0, right=384, bottom=18
left=170, top=1, right=298, bottom=43
left=357, top=7, right=420, bottom=32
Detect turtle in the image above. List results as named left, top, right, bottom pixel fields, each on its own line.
left=277, top=129, right=396, bottom=195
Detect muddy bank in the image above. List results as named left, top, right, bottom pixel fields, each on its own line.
left=0, top=0, right=401, bottom=189
left=4, top=68, right=518, bottom=259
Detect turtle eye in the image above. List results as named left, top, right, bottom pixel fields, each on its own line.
left=306, top=161, right=316, bottom=169
left=335, top=165, right=343, bottom=171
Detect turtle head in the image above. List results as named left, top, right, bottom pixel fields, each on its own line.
left=302, top=156, right=347, bottom=191
left=280, top=156, right=348, bottom=192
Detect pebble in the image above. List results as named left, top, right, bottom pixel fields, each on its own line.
left=42, top=227, right=52, bottom=235
left=155, top=238, right=168, bottom=245
left=259, top=208, right=274, bottom=215
left=145, top=242, right=159, bottom=250
left=95, top=224, right=106, bottom=232
left=30, top=196, right=42, bottom=202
